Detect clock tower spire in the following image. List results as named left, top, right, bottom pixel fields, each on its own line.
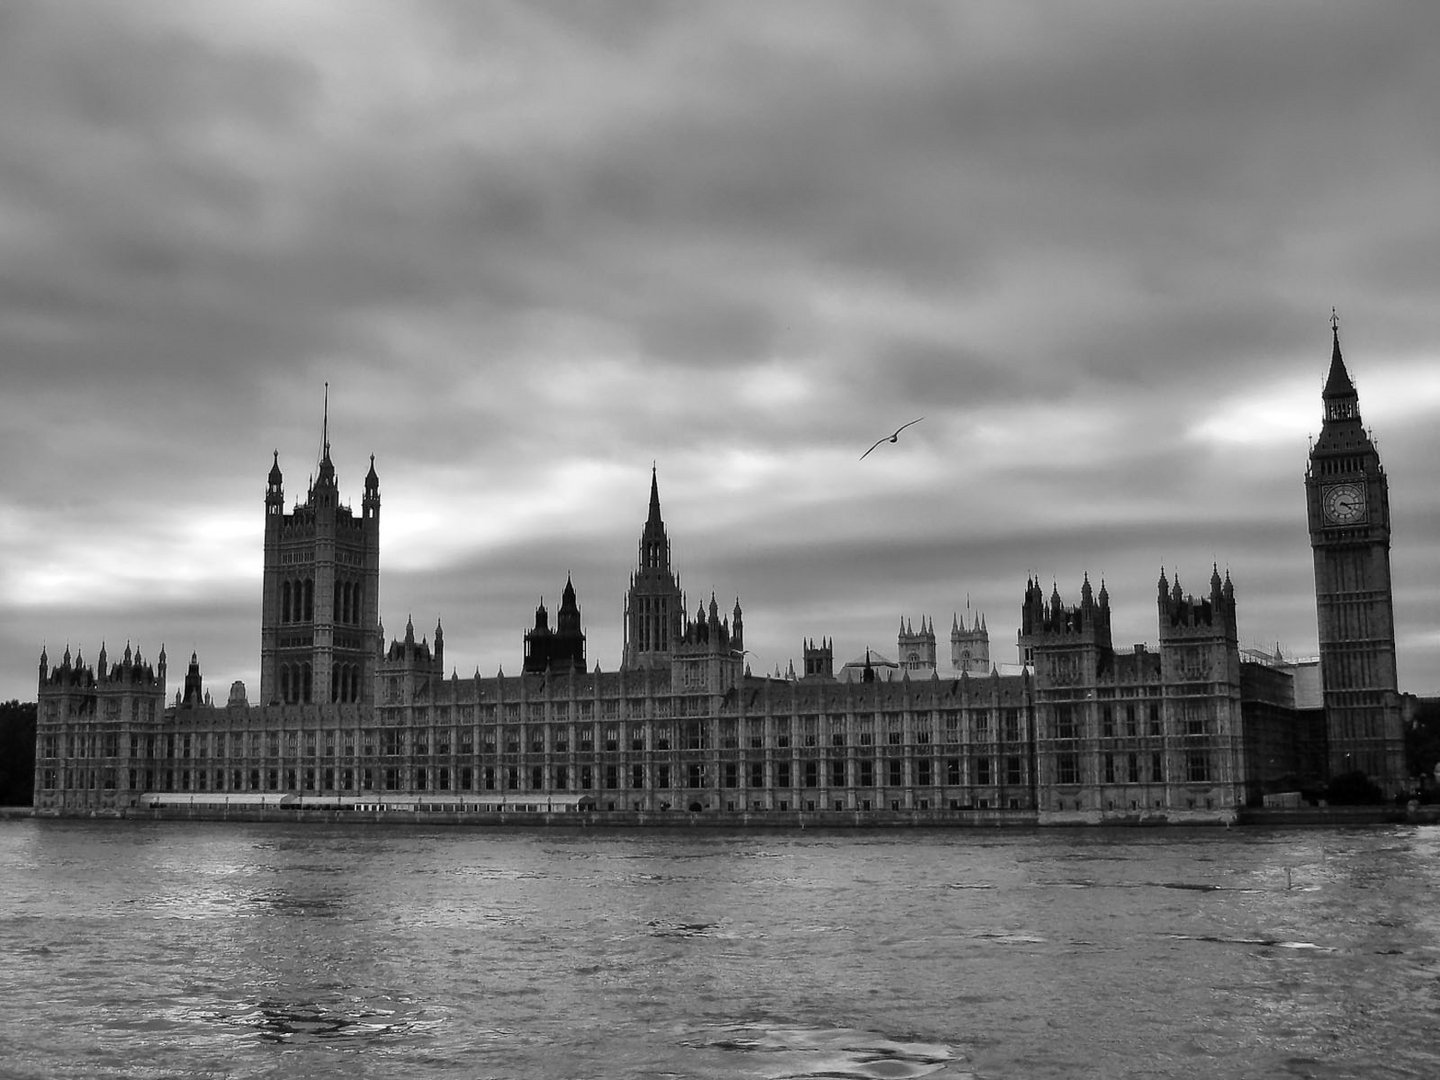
left=1304, top=314, right=1404, bottom=796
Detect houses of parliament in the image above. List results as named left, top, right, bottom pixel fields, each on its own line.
left=31, top=325, right=1411, bottom=822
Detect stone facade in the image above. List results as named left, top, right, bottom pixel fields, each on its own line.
left=46, top=331, right=1410, bottom=822
left=33, top=460, right=1272, bottom=822
left=1305, top=320, right=1406, bottom=794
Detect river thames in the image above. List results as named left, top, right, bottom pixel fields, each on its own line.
left=1, top=820, right=1437, bottom=1079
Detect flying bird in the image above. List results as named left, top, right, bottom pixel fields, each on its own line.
left=860, top=417, right=924, bottom=460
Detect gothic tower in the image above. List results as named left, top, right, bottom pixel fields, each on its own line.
left=524, top=577, right=587, bottom=674
left=260, top=401, right=380, bottom=706
left=1304, top=316, right=1404, bottom=793
left=898, top=617, right=936, bottom=670
left=622, top=467, right=684, bottom=670
left=951, top=605, right=990, bottom=675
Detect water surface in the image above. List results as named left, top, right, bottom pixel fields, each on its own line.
left=2, top=820, right=1437, bottom=1079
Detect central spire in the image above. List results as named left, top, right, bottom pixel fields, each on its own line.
left=640, top=465, right=670, bottom=571
left=1322, top=311, right=1359, bottom=423
left=648, top=463, right=662, bottom=524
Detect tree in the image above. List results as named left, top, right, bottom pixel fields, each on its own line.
left=0, top=700, right=38, bottom=806
left=1325, top=769, right=1384, bottom=806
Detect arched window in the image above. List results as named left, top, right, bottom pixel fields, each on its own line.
left=281, top=581, right=292, bottom=623
left=302, top=663, right=313, bottom=704
left=304, top=579, right=314, bottom=622
left=280, top=664, right=290, bottom=703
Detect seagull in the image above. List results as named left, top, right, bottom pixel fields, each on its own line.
left=860, top=417, right=924, bottom=460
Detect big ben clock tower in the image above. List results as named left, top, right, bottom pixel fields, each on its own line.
left=1305, top=313, right=1405, bottom=795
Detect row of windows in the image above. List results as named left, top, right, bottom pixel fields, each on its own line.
left=373, top=702, right=1025, bottom=730
left=40, top=758, right=1031, bottom=795
left=278, top=578, right=366, bottom=626
left=276, top=663, right=364, bottom=705
left=48, top=723, right=1207, bottom=762
left=1053, top=750, right=1209, bottom=785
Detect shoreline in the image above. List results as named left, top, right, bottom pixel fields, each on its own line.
left=7, top=804, right=1437, bottom=828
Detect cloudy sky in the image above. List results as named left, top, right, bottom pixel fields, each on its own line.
left=4, top=0, right=1439, bottom=705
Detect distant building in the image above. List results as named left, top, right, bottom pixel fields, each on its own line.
left=31, top=459, right=1261, bottom=821
left=1305, top=318, right=1407, bottom=794
left=32, top=323, right=1416, bottom=819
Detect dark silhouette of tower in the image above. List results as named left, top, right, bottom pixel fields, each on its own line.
left=802, top=637, right=834, bottom=679
left=524, top=577, right=587, bottom=674
left=622, top=467, right=684, bottom=670
left=260, top=398, right=380, bottom=705
left=1304, top=316, right=1404, bottom=793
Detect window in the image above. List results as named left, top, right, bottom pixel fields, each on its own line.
left=946, top=758, right=961, bottom=785
left=859, top=761, right=874, bottom=787
left=1127, top=753, right=1139, bottom=783
left=1104, top=754, right=1115, bottom=784
left=1056, top=705, right=1076, bottom=740
left=917, top=759, right=933, bottom=786
left=1005, top=756, right=1022, bottom=786
left=976, top=757, right=992, bottom=786
left=888, top=760, right=902, bottom=786
left=804, top=761, right=818, bottom=788
left=831, top=760, right=846, bottom=787
left=749, top=762, right=764, bottom=788
left=1151, top=752, right=1164, bottom=783
left=776, top=762, right=791, bottom=787
left=725, top=763, right=739, bottom=788
left=1101, top=707, right=1114, bottom=738
left=1056, top=753, right=1078, bottom=785
left=1187, top=752, right=1209, bottom=783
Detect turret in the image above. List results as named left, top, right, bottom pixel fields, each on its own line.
left=803, top=637, right=834, bottom=680
left=363, top=454, right=380, bottom=521
left=267, top=451, right=284, bottom=515
left=182, top=651, right=204, bottom=706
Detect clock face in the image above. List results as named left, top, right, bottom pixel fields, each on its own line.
left=1323, top=482, right=1367, bottom=524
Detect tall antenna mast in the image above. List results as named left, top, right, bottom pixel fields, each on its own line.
left=320, top=381, right=329, bottom=464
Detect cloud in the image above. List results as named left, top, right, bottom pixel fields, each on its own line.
left=4, top=1, right=1440, bottom=702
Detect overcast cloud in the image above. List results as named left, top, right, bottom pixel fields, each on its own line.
left=3, top=0, right=1438, bottom=702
